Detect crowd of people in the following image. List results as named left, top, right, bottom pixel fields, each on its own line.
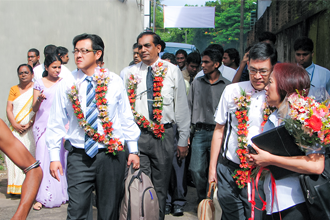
left=3, top=30, right=330, bottom=220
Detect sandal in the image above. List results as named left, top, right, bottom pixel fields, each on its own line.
left=33, top=202, right=43, bottom=211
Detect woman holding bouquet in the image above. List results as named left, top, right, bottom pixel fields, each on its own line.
left=248, top=63, right=325, bottom=220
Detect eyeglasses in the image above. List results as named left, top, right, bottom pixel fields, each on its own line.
left=72, top=48, right=97, bottom=55
left=248, top=68, right=271, bottom=76
left=18, top=71, right=31, bottom=75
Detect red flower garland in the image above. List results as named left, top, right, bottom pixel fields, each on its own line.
left=68, top=68, right=123, bottom=155
left=127, top=62, right=167, bottom=139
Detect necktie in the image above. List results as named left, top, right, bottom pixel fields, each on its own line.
left=84, top=76, right=98, bottom=158
left=146, top=66, right=154, bottom=121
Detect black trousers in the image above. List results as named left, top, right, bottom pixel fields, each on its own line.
left=265, top=203, right=310, bottom=220
left=217, top=157, right=265, bottom=220
left=65, top=142, right=125, bottom=220
left=139, top=127, right=174, bottom=220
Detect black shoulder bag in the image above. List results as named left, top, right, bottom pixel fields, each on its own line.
left=299, top=150, right=330, bottom=219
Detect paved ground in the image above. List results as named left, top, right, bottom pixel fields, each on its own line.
left=0, top=170, right=199, bottom=220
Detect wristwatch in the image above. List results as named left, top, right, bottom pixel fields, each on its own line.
left=30, top=120, right=34, bottom=124
left=130, top=151, right=140, bottom=156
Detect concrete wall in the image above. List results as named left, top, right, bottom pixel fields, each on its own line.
left=0, top=0, right=143, bottom=122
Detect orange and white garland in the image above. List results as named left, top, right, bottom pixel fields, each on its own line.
left=127, top=62, right=167, bottom=139
left=232, top=88, right=275, bottom=188
left=67, top=68, right=123, bottom=155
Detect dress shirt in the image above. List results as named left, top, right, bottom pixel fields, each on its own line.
left=46, top=68, right=140, bottom=162
left=194, top=64, right=236, bottom=82
left=305, top=62, right=330, bottom=95
left=124, top=58, right=190, bottom=146
left=33, top=64, right=71, bottom=81
left=188, top=74, right=230, bottom=125
left=214, top=81, right=266, bottom=164
left=120, top=63, right=139, bottom=81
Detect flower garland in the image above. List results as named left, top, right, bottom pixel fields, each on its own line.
left=67, top=68, right=123, bottom=156
left=232, top=88, right=275, bottom=189
left=127, top=62, right=167, bottom=139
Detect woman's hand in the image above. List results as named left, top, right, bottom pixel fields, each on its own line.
left=12, top=123, right=25, bottom=134
left=37, top=90, right=46, bottom=103
left=247, top=143, right=273, bottom=167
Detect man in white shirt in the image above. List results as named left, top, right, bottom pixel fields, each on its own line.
left=124, top=32, right=190, bottom=220
left=194, top=44, right=236, bottom=82
left=46, top=33, right=140, bottom=220
left=294, top=36, right=330, bottom=95
left=33, top=45, right=71, bottom=81
left=208, top=42, right=277, bottom=220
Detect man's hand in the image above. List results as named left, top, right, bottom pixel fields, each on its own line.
left=127, top=154, right=140, bottom=169
left=50, top=161, right=63, bottom=182
left=177, top=146, right=188, bottom=160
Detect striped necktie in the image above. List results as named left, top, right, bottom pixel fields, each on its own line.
left=146, top=66, right=154, bottom=121
left=84, top=76, right=98, bottom=158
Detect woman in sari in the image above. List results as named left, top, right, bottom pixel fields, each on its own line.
left=32, top=53, right=68, bottom=210
left=6, top=64, right=36, bottom=195
left=248, top=63, right=325, bottom=220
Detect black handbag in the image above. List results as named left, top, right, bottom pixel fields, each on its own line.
left=299, top=152, right=330, bottom=219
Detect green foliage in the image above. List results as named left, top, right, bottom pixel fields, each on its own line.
left=152, top=0, right=256, bottom=51
left=206, top=0, right=256, bottom=47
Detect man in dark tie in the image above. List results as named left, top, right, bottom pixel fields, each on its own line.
left=124, top=32, right=190, bottom=220
left=47, top=33, right=140, bottom=220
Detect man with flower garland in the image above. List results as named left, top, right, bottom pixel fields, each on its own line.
left=124, top=32, right=190, bottom=220
left=208, top=42, right=277, bottom=220
left=46, top=33, right=140, bottom=220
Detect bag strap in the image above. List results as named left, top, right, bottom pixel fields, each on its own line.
left=207, top=182, right=217, bottom=199
left=127, top=167, right=140, bottom=220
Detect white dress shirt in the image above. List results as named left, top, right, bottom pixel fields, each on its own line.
left=194, top=64, right=237, bottom=82
left=214, top=81, right=266, bottom=164
left=33, top=64, right=71, bottom=81
left=124, top=58, right=190, bottom=146
left=46, top=68, right=140, bottom=161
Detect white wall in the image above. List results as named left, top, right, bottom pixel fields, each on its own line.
left=0, top=0, right=143, bottom=121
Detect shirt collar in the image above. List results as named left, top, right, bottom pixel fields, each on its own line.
left=305, top=62, right=315, bottom=75
left=201, top=71, right=226, bottom=85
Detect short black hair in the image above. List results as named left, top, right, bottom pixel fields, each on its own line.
left=56, top=46, right=69, bottom=57
left=258, top=31, right=276, bottom=45
left=73, top=33, right=105, bottom=61
left=17, top=64, right=34, bottom=75
left=132, top=43, right=139, bottom=50
left=161, top=53, right=177, bottom=65
left=44, top=45, right=57, bottom=57
left=249, top=42, right=277, bottom=65
left=224, top=48, right=240, bottom=67
left=175, top=49, right=187, bottom=58
left=206, top=44, right=224, bottom=57
left=136, top=31, right=162, bottom=47
left=202, top=49, right=222, bottom=67
left=186, top=51, right=201, bottom=65
left=28, top=48, right=39, bottom=56
left=294, top=36, right=313, bottom=52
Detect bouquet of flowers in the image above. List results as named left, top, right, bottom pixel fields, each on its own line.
left=284, top=91, right=330, bottom=152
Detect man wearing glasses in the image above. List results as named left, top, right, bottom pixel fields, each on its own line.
left=46, top=33, right=140, bottom=219
left=208, top=42, right=277, bottom=220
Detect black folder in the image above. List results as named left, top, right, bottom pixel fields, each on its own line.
left=251, top=125, right=304, bottom=180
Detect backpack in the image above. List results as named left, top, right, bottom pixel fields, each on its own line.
left=119, top=166, right=159, bottom=220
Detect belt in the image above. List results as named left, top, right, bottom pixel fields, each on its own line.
left=72, top=146, right=107, bottom=153
left=194, top=123, right=216, bottom=131
left=140, top=123, right=172, bottom=134
left=219, top=156, right=240, bottom=169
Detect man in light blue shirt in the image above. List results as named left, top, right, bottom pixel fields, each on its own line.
left=294, top=36, right=330, bottom=95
